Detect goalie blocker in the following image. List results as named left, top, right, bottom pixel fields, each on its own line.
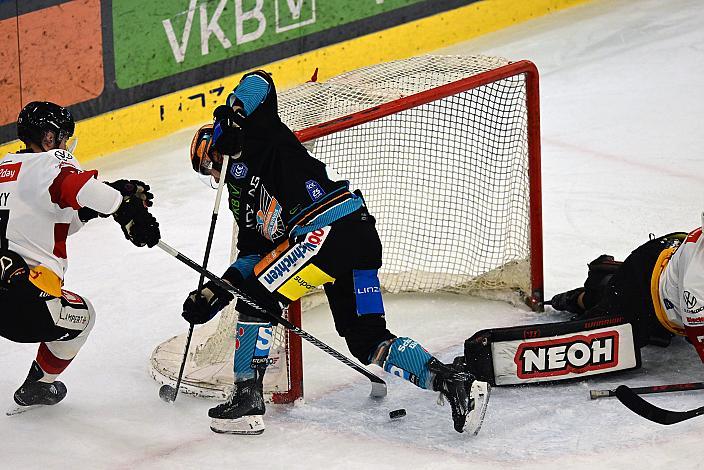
left=463, top=315, right=640, bottom=386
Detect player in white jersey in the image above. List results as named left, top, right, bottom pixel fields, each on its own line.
left=0, top=101, right=160, bottom=413
left=548, top=217, right=704, bottom=366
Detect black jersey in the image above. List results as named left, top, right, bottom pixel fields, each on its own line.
left=223, top=71, right=363, bottom=266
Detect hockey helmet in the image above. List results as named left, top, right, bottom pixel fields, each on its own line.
left=190, top=123, right=225, bottom=176
left=17, top=101, right=74, bottom=150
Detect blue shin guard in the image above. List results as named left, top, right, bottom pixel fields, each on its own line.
left=233, top=322, right=273, bottom=382
left=378, top=337, right=434, bottom=390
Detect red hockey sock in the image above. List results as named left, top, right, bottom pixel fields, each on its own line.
left=36, top=342, right=73, bottom=382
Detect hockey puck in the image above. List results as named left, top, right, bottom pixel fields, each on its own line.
left=389, top=409, right=406, bottom=420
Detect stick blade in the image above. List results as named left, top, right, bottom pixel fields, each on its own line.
left=159, top=384, right=177, bottom=403
left=615, top=385, right=688, bottom=425
left=370, top=380, right=387, bottom=398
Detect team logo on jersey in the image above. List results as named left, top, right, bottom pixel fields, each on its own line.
left=305, top=180, right=326, bottom=201
left=684, top=290, right=697, bottom=309
left=0, top=162, right=21, bottom=183
left=683, top=290, right=703, bottom=314
left=514, top=330, right=619, bottom=379
left=53, top=150, right=73, bottom=162
left=256, top=186, right=285, bottom=241
left=257, top=228, right=330, bottom=291
left=230, top=162, right=248, bottom=179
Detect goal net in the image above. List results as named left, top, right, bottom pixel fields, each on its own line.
left=150, top=54, right=543, bottom=403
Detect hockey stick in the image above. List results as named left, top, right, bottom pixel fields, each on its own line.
left=590, top=381, right=704, bottom=400
left=614, top=385, right=704, bottom=425
left=158, top=154, right=231, bottom=403
left=156, top=240, right=388, bottom=398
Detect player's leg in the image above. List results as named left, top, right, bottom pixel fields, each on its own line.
left=208, top=289, right=278, bottom=435
left=0, top=287, right=95, bottom=409
left=320, top=215, right=481, bottom=432
left=609, top=232, right=687, bottom=347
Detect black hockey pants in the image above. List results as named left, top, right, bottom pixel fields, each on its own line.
left=584, top=232, right=687, bottom=348
left=236, top=207, right=395, bottom=364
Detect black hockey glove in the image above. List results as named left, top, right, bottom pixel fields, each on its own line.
left=182, top=280, right=235, bottom=325
left=107, top=179, right=154, bottom=207
left=77, top=206, right=107, bottom=223
left=112, top=197, right=161, bottom=248
left=212, top=105, right=244, bottom=155
left=108, top=179, right=160, bottom=248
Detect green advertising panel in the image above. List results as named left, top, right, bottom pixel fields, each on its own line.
left=113, top=0, right=424, bottom=89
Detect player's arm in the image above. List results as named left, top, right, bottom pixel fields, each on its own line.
left=210, top=71, right=271, bottom=156
left=46, top=151, right=159, bottom=247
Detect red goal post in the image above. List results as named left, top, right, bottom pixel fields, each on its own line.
left=150, top=54, right=543, bottom=404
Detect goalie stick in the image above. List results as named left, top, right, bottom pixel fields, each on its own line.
left=158, top=154, right=231, bottom=404
left=614, top=385, right=704, bottom=425
left=590, top=381, right=704, bottom=399
left=155, top=240, right=388, bottom=398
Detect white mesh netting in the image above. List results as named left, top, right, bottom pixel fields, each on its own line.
left=150, top=54, right=540, bottom=401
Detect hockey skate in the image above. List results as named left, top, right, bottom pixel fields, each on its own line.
left=429, top=357, right=490, bottom=435
left=7, top=361, right=67, bottom=416
left=208, top=372, right=266, bottom=435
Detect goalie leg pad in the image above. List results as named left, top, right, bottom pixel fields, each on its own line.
left=464, top=315, right=641, bottom=386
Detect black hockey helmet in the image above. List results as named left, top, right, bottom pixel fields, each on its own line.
left=17, top=101, right=75, bottom=150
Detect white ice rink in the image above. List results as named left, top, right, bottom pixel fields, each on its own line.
left=2, top=0, right=703, bottom=468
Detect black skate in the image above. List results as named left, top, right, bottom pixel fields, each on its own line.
left=208, top=373, right=266, bottom=435
left=429, top=357, right=490, bottom=435
left=7, top=361, right=67, bottom=416
left=547, top=287, right=585, bottom=314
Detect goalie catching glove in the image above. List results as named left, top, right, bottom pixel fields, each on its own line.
left=108, top=180, right=160, bottom=248
left=182, top=280, right=235, bottom=325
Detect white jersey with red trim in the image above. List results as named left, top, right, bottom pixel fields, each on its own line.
left=0, top=149, right=122, bottom=280
left=659, top=215, right=704, bottom=362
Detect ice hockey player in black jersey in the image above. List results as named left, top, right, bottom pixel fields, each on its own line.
left=0, top=101, right=160, bottom=414
left=183, top=71, right=489, bottom=435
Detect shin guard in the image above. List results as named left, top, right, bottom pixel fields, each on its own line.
left=233, top=321, right=273, bottom=382
left=377, top=337, right=434, bottom=390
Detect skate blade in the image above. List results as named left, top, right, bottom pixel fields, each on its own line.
left=210, top=415, right=265, bottom=435
left=465, top=381, right=491, bottom=436
left=6, top=403, right=44, bottom=416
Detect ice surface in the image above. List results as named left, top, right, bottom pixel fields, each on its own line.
left=2, top=0, right=703, bottom=468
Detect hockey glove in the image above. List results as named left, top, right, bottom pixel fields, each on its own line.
left=112, top=197, right=161, bottom=248
left=182, top=280, right=235, bottom=324
left=107, top=179, right=154, bottom=207
left=212, top=105, right=244, bottom=156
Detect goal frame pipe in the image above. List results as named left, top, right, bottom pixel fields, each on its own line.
left=294, top=60, right=544, bottom=309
